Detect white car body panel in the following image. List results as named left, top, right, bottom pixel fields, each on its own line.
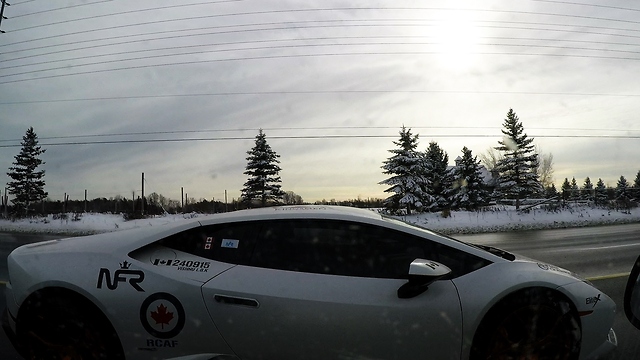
left=3, top=206, right=617, bottom=359
left=203, top=266, right=462, bottom=360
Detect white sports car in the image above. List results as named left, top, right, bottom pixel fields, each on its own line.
left=3, top=206, right=617, bottom=359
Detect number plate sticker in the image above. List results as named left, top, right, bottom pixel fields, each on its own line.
left=221, top=239, right=239, bottom=249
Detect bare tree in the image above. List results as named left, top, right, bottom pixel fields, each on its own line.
left=479, top=147, right=503, bottom=172
left=282, top=191, right=304, bottom=205
left=535, top=149, right=555, bottom=190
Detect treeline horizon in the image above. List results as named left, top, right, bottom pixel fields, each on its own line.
left=0, top=191, right=386, bottom=218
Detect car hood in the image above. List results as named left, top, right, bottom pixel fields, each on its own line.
left=470, top=242, right=586, bottom=284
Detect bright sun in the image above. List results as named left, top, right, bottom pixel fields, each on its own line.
left=431, top=10, right=480, bottom=71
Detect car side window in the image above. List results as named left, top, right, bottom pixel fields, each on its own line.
left=251, top=219, right=376, bottom=277
left=250, top=219, right=490, bottom=279
left=158, top=222, right=260, bottom=265
left=431, top=242, right=492, bottom=278
left=368, top=225, right=491, bottom=278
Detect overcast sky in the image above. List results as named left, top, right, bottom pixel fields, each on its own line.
left=1, top=0, right=640, bottom=203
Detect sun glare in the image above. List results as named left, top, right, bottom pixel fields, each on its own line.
left=431, top=10, right=480, bottom=71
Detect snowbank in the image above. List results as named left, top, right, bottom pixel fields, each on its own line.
left=401, top=206, right=640, bottom=234
left=0, top=206, right=639, bottom=236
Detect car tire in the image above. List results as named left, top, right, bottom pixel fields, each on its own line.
left=16, top=289, right=124, bottom=360
left=470, top=287, right=581, bottom=360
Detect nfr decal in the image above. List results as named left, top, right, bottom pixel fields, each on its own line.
left=97, top=261, right=145, bottom=292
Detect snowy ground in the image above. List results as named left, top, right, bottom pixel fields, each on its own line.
left=0, top=205, right=639, bottom=236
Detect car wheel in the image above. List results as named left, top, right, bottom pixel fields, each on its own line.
left=16, top=289, right=124, bottom=360
left=471, top=288, right=581, bottom=360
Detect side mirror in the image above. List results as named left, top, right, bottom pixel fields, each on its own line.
left=624, top=255, right=640, bottom=330
left=397, top=259, right=451, bottom=299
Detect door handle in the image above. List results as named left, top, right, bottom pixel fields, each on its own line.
left=214, top=294, right=260, bottom=308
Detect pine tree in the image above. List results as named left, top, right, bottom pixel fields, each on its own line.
left=240, top=129, right=285, bottom=207
left=582, top=177, right=594, bottom=201
left=570, top=177, right=579, bottom=200
left=452, top=147, right=489, bottom=210
left=633, top=170, right=640, bottom=200
left=494, top=109, right=542, bottom=209
left=561, top=178, right=572, bottom=201
left=423, top=141, right=454, bottom=212
left=7, top=127, right=48, bottom=217
left=379, top=126, right=426, bottom=214
left=594, top=178, right=608, bottom=206
left=616, top=175, right=630, bottom=200
left=544, top=184, right=558, bottom=199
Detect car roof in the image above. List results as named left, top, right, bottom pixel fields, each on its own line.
left=17, top=206, right=503, bottom=264
left=197, top=205, right=384, bottom=225
left=16, top=206, right=384, bottom=256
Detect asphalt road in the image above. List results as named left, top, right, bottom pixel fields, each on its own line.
left=0, top=225, right=639, bottom=359
left=457, top=223, right=640, bottom=279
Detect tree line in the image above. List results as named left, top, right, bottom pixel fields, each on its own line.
left=379, top=109, right=640, bottom=215
left=3, top=110, right=638, bottom=219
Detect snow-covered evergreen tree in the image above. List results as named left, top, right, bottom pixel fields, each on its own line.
left=494, top=109, right=542, bottom=209
left=452, top=147, right=489, bottom=210
left=594, top=178, right=608, bottom=206
left=616, top=175, right=630, bottom=200
left=570, top=177, right=579, bottom=200
left=544, top=184, right=558, bottom=199
left=582, top=177, right=594, bottom=201
left=240, top=129, right=285, bottom=207
left=561, top=178, right=571, bottom=201
left=7, top=127, right=48, bottom=217
left=633, top=170, right=640, bottom=200
left=423, top=141, right=454, bottom=212
left=379, top=126, right=426, bottom=214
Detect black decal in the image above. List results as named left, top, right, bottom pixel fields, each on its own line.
left=586, top=294, right=602, bottom=308
left=97, top=262, right=145, bottom=291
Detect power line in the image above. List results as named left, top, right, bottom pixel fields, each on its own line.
left=5, top=5, right=640, bottom=45
left=1, top=125, right=635, bottom=142
left=4, top=17, right=640, bottom=61
left=5, top=35, right=640, bottom=74
left=3, top=4, right=640, bottom=97
left=4, top=49, right=640, bottom=86
left=530, top=0, right=640, bottom=13
left=1, top=133, right=639, bottom=148
left=1, top=17, right=640, bottom=86
left=9, top=0, right=36, bottom=5
left=4, top=90, right=640, bottom=105
left=6, top=31, right=640, bottom=67
left=11, top=0, right=112, bottom=19
left=9, top=0, right=243, bottom=22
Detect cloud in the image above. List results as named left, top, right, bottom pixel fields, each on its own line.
left=1, top=1, right=639, bottom=202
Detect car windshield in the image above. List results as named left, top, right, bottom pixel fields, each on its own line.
left=382, top=214, right=516, bottom=261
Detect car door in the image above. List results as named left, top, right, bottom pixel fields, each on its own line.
left=202, top=219, right=464, bottom=360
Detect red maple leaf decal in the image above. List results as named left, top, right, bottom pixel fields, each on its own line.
left=150, top=303, right=174, bottom=329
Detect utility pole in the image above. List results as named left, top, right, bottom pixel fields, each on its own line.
left=141, top=172, right=144, bottom=216
left=84, top=189, right=87, bottom=213
left=0, top=1, right=10, bottom=33
left=181, top=187, right=184, bottom=211
left=1, top=188, right=5, bottom=218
